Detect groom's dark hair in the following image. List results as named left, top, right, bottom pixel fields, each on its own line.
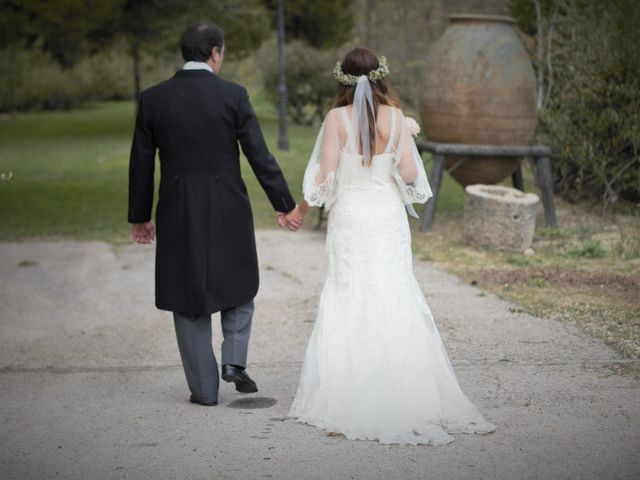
left=180, top=21, right=224, bottom=62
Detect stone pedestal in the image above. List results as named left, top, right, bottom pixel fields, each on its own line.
left=463, top=184, right=539, bottom=251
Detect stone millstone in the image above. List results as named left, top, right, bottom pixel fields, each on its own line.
left=463, top=184, right=539, bottom=251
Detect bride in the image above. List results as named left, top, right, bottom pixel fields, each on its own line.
left=283, top=47, right=496, bottom=445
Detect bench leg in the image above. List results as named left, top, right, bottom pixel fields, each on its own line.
left=536, top=156, right=559, bottom=228
left=420, top=153, right=445, bottom=232
left=511, top=164, right=524, bottom=191
left=314, top=206, right=325, bottom=231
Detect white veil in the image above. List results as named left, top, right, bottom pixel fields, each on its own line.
left=303, top=76, right=432, bottom=216
left=352, top=75, right=375, bottom=163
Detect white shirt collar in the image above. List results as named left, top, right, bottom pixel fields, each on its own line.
left=183, top=61, right=213, bottom=73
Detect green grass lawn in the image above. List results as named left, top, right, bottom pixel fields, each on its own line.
left=0, top=102, right=135, bottom=241
left=0, top=94, right=466, bottom=241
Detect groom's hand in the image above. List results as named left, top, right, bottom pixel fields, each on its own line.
left=276, top=212, right=287, bottom=228
left=132, top=221, right=155, bottom=244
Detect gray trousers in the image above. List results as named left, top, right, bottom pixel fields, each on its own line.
left=173, top=300, right=254, bottom=403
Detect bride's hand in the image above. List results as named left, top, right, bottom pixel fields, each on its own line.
left=284, top=203, right=308, bottom=231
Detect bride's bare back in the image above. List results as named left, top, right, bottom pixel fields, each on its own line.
left=302, top=104, right=432, bottom=217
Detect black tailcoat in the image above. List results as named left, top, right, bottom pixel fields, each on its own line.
left=128, top=69, right=296, bottom=314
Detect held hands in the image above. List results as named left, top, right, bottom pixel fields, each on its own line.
left=132, top=221, right=155, bottom=244
left=277, top=202, right=309, bottom=232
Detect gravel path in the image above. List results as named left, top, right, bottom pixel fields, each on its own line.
left=0, top=230, right=638, bottom=479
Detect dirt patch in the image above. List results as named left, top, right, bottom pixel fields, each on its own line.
left=470, top=267, right=640, bottom=306
left=601, top=361, right=640, bottom=380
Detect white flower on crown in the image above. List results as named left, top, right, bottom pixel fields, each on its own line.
left=405, top=117, right=420, bottom=137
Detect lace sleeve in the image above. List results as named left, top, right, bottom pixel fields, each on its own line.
left=392, top=110, right=433, bottom=218
left=302, top=109, right=341, bottom=208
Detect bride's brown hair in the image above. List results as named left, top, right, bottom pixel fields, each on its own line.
left=331, top=47, right=401, bottom=165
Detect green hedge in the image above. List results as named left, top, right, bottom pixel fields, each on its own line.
left=538, top=0, right=640, bottom=208
left=261, top=39, right=338, bottom=126
left=0, top=42, right=179, bottom=112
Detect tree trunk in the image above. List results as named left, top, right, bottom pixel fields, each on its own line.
left=277, top=0, right=289, bottom=151
left=365, top=0, right=373, bottom=46
left=132, top=41, right=141, bottom=110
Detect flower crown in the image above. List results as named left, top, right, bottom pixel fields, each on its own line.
left=333, top=56, right=390, bottom=85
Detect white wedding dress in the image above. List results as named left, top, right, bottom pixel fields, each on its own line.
left=288, top=104, right=497, bottom=445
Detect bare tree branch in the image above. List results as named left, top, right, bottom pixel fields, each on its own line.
left=602, top=155, right=639, bottom=216
left=543, top=0, right=561, bottom=108
left=534, top=0, right=544, bottom=110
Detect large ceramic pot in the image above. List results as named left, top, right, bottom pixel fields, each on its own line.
left=420, top=14, right=537, bottom=187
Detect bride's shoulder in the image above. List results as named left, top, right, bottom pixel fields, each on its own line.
left=321, top=107, right=346, bottom=127
left=380, top=104, right=405, bottom=117
left=374, top=105, right=405, bottom=127
left=325, top=107, right=345, bottom=119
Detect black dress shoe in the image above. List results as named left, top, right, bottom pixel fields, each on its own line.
left=189, top=394, right=218, bottom=406
left=221, top=365, right=258, bottom=393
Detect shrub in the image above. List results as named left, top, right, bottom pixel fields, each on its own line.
left=567, top=239, right=606, bottom=259
left=536, top=0, right=640, bottom=210
left=0, top=47, right=85, bottom=111
left=261, top=39, right=338, bottom=125
left=0, top=40, right=180, bottom=112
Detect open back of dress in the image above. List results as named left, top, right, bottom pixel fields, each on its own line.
left=302, top=105, right=432, bottom=217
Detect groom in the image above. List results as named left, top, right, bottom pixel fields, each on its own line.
left=128, top=20, right=304, bottom=406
